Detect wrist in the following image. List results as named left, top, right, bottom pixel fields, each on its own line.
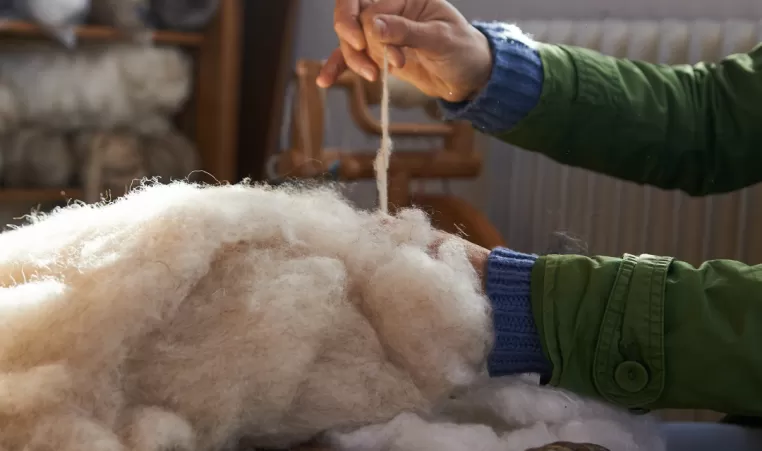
left=438, top=22, right=544, bottom=134
left=464, top=25, right=493, bottom=101
left=485, top=248, right=552, bottom=379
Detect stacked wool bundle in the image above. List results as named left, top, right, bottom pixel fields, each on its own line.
left=88, top=0, right=222, bottom=35
left=74, top=128, right=200, bottom=201
left=0, top=125, right=200, bottom=192
left=2, top=126, right=75, bottom=188
left=0, top=43, right=198, bottom=190
left=14, top=0, right=91, bottom=47
left=89, top=0, right=151, bottom=40
left=0, top=43, right=191, bottom=133
left=149, top=0, right=221, bottom=31
left=0, top=181, right=662, bottom=451
left=13, top=0, right=221, bottom=46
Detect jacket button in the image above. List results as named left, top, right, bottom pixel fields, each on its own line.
left=614, top=361, right=649, bottom=393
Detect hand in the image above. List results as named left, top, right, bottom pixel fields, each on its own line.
left=319, top=0, right=493, bottom=103
left=380, top=216, right=490, bottom=291
left=429, top=231, right=490, bottom=292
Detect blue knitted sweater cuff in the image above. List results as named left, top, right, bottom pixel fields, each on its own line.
left=486, top=247, right=552, bottom=380
left=438, top=22, right=544, bottom=134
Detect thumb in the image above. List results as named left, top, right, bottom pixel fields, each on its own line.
left=371, top=14, right=448, bottom=52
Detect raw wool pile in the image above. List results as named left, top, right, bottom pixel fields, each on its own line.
left=89, top=0, right=152, bottom=42
left=0, top=43, right=201, bottom=192
left=0, top=125, right=200, bottom=193
left=74, top=128, right=200, bottom=202
left=88, top=0, right=222, bottom=37
left=0, top=43, right=191, bottom=133
left=11, top=0, right=221, bottom=46
left=328, top=375, right=665, bottom=451
left=2, top=126, right=75, bottom=188
left=149, top=0, right=222, bottom=31
left=13, top=0, right=91, bottom=47
left=0, top=181, right=489, bottom=450
left=0, top=180, right=662, bottom=451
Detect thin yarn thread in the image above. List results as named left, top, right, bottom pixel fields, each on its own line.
left=374, top=47, right=392, bottom=214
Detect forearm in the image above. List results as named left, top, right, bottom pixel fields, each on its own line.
left=441, top=22, right=762, bottom=196
left=530, top=253, right=762, bottom=415
left=503, top=43, right=762, bottom=196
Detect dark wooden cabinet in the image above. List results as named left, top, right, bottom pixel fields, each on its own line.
left=236, top=0, right=300, bottom=181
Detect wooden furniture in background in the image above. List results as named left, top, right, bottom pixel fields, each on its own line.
left=0, top=0, right=243, bottom=203
left=276, top=59, right=506, bottom=249
left=236, top=0, right=300, bottom=181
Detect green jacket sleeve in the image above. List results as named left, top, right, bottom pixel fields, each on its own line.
left=499, top=43, right=762, bottom=196
left=532, top=253, right=762, bottom=415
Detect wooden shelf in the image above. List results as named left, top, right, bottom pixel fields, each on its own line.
left=0, top=188, right=84, bottom=203
left=0, top=0, right=242, bottom=205
left=0, top=20, right=205, bottom=47
left=0, top=20, right=204, bottom=205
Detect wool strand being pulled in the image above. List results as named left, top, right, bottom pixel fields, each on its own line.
left=374, top=47, right=393, bottom=214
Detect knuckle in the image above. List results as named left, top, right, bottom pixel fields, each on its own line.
left=398, top=23, right=411, bottom=43
left=333, top=12, right=353, bottom=30
left=384, top=20, right=409, bottom=44
left=344, top=51, right=367, bottom=72
left=431, top=22, right=452, bottom=42
left=333, top=19, right=346, bottom=34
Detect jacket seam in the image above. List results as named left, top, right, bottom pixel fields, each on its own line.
left=542, top=257, right=562, bottom=386
left=593, top=254, right=636, bottom=401
left=647, top=255, right=672, bottom=401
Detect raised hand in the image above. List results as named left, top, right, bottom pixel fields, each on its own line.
left=319, top=0, right=493, bottom=103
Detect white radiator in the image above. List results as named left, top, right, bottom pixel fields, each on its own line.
left=517, top=19, right=762, bottom=62
left=491, top=20, right=762, bottom=423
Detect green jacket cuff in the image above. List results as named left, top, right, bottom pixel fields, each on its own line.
left=532, top=253, right=673, bottom=409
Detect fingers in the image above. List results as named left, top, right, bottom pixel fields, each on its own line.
left=334, top=0, right=367, bottom=51
left=369, top=14, right=448, bottom=52
left=317, top=48, right=348, bottom=88
left=344, top=37, right=380, bottom=81
left=385, top=45, right=407, bottom=69
left=333, top=0, right=378, bottom=81
left=317, top=43, right=404, bottom=88
left=327, top=0, right=419, bottom=85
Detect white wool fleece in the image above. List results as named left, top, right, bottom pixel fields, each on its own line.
left=0, top=44, right=190, bottom=133
left=0, top=181, right=492, bottom=450
left=0, top=181, right=663, bottom=451
left=329, top=376, right=665, bottom=451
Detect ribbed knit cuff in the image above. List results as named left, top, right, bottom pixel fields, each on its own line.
left=486, top=248, right=552, bottom=380
left=438, top=22, right=544, bottom=134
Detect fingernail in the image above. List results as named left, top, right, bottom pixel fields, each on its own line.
left=316, top=68, right=331, bottom=86
left=361, top=68, right=375, bottom=81
left=374, top=18, right=387, bottom=37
